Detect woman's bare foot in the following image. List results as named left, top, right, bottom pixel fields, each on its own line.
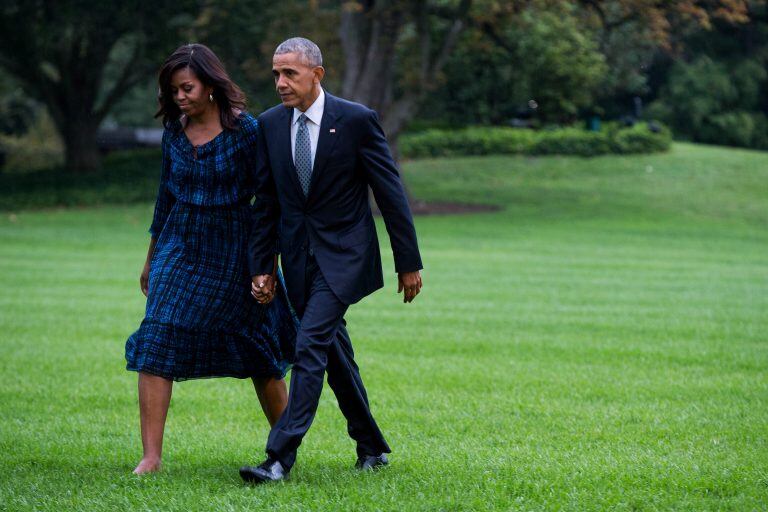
left=133, top=457, right=162, bottom=474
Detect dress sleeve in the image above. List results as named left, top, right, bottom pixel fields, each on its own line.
left=148, top=129, right=176, bottom=237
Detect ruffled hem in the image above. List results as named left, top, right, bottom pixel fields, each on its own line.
left=125, top=319, right=293, bottom=382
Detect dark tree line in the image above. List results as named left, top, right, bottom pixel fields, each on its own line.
left=0, top=0, right=759, bottom=172
left=0, top=1, right=197, bottom=171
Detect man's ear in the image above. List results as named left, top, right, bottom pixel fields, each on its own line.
left=313, top=66, right=325, bottom=84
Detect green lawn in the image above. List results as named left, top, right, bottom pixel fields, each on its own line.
left=1, top=143, right=766, bottom=510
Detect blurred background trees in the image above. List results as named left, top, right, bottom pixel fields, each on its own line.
left=0, top=0, right=765, bottom=173
left=0, top=1, right=198, bottom=172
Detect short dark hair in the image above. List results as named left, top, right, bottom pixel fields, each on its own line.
left=155, top=43, right=246, bottom=130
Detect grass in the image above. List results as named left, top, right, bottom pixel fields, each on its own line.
left=0, top=143, right=766, bottom=510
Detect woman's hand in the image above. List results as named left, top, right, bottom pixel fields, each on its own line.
left=141, top=237, right=157, bottom=297
left=140, top=261, right=151, bottom=297
left=251, top=275, right=275, bottom=304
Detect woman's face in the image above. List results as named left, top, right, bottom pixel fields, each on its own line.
left=170, top=67, right=213, bottom=117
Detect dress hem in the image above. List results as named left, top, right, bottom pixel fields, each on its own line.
left=125, top=363, right=291, bottom=382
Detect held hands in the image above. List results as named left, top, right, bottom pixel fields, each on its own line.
left=398, top=271, right=423, bottom=303
left=251, top=274, right=276, bottom=304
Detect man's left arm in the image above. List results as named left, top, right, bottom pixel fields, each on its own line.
left=359, top=109, right=423, bottom=302
left=247, top=117, right=280, bottom=303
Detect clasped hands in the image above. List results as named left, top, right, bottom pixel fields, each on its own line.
left=251, top=274, right=276, bottom=304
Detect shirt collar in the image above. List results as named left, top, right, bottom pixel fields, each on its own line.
left=293, top=87, right=325, bottom=127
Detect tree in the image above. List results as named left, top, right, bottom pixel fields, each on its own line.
left=647, top=1, right=768, bottom=149
left=577, top=0, right=753, bottom=108
left=338, top=0, right=473, bottom=147
left=188, top=0, right=475, bottom=153
left=0, top=1, right=196, bottom=172
left=467, top=0, right=754, bottom=120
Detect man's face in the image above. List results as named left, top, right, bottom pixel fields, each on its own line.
left=272, top=52, right=324, bottom=111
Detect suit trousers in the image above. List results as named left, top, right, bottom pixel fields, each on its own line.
left=266, top=254, right=391, bottom=469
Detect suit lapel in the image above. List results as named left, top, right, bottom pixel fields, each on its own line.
left=308, top=93, right=342, bottom=198
left=277, top=106, right=305, bottom=199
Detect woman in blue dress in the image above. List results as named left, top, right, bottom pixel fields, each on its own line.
left=125, top=44, right=297, bottom=474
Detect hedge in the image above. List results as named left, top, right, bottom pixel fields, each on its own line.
left=0, top=149, right=161, bottom=211
left=400, top=122, right=671, bottom=159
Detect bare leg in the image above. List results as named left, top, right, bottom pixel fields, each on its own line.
left=134, top=372, right=173, bottom=474
left=252, top=377, right=288, bottom=427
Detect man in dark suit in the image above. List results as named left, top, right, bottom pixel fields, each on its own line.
left=240, top=37, right=423, bottom=484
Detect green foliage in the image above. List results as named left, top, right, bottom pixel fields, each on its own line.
left=0, top=149, right=160, bottom=211
left=399, top=127, right=537, bottom=158
left=647, top=6, right=768, bottom=151
left=0, top=111, right=63, bottom=171
left=610, top=122, right=673, bottom=154
left=417, top=2, right=606, bottom=126
left=650, top=56, right=768, bottom=150
left=697, top=111, right=768, bottom=149
left=529, top=128, right=612, bottom=157
left=653, top=57, right=737, bottom=130
left=595, top=22, right=658, bottom=104
left=512, top=8, right=607, bottom=121
left=0, top=87, right=37, bottom=136
left=0, top=1, right=198, bottom=170
left=400, top=124, right=671, bottom=159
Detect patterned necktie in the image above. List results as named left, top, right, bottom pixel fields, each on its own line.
left=295, top=113, right=312, bottom=196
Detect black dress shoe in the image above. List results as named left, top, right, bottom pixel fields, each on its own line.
left=239, top=458, right=288, bottom=484
left=355, top=453, right=389, bottom=471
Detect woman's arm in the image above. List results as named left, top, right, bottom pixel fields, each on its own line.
left=140, top=237, right=158, bottom=297
left=148, top=129, right=176, bottom=238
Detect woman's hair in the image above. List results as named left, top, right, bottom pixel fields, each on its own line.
left=155, top=43, right=246, bottom=130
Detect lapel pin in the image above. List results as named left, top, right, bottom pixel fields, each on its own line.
left=329, top=128, right=336, bottom=133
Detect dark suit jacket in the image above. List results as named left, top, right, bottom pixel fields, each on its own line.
left=248, top=92, right=422, bottom=310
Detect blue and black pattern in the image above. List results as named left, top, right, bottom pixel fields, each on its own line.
left=126, top=113, right=297, bottom=381
left=294, top=113, right=312, bottom=195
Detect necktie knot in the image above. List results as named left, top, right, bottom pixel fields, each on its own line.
left=298, top=113, right=308, bottom=126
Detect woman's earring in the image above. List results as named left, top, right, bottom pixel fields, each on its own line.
left=209, top=93, right=214, bottom=103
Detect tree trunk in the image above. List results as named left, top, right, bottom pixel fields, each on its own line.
left=339, top=0, right=471, bottom=213
left=59, top=115, right=102, bottom=173
left=339, top=0, right=471, bottom=151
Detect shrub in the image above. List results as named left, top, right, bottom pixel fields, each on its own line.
left=610, top=123, right=672, bottom=154
left=529, top=128, right=612, bottom=157
left=0, top=149, right=160, bottom=211
left=697, top=111, right=768, bottom=150
left=399, top=127, right=536, bottom=158
left=400, top=123, right=671, bottom=159
left=649, top=55, right=768, bottom=151
left=0, top=112, right=64, bottom=172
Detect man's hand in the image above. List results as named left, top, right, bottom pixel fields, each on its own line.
left=397, top=271, right=423, bottom=303
left=251, top=274, right=276, bottom=304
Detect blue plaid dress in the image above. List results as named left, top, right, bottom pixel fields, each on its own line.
left=125, top=113, right=297, bottom=381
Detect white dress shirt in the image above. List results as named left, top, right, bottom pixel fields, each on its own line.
left=291, top=87, right=325, bottom=169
